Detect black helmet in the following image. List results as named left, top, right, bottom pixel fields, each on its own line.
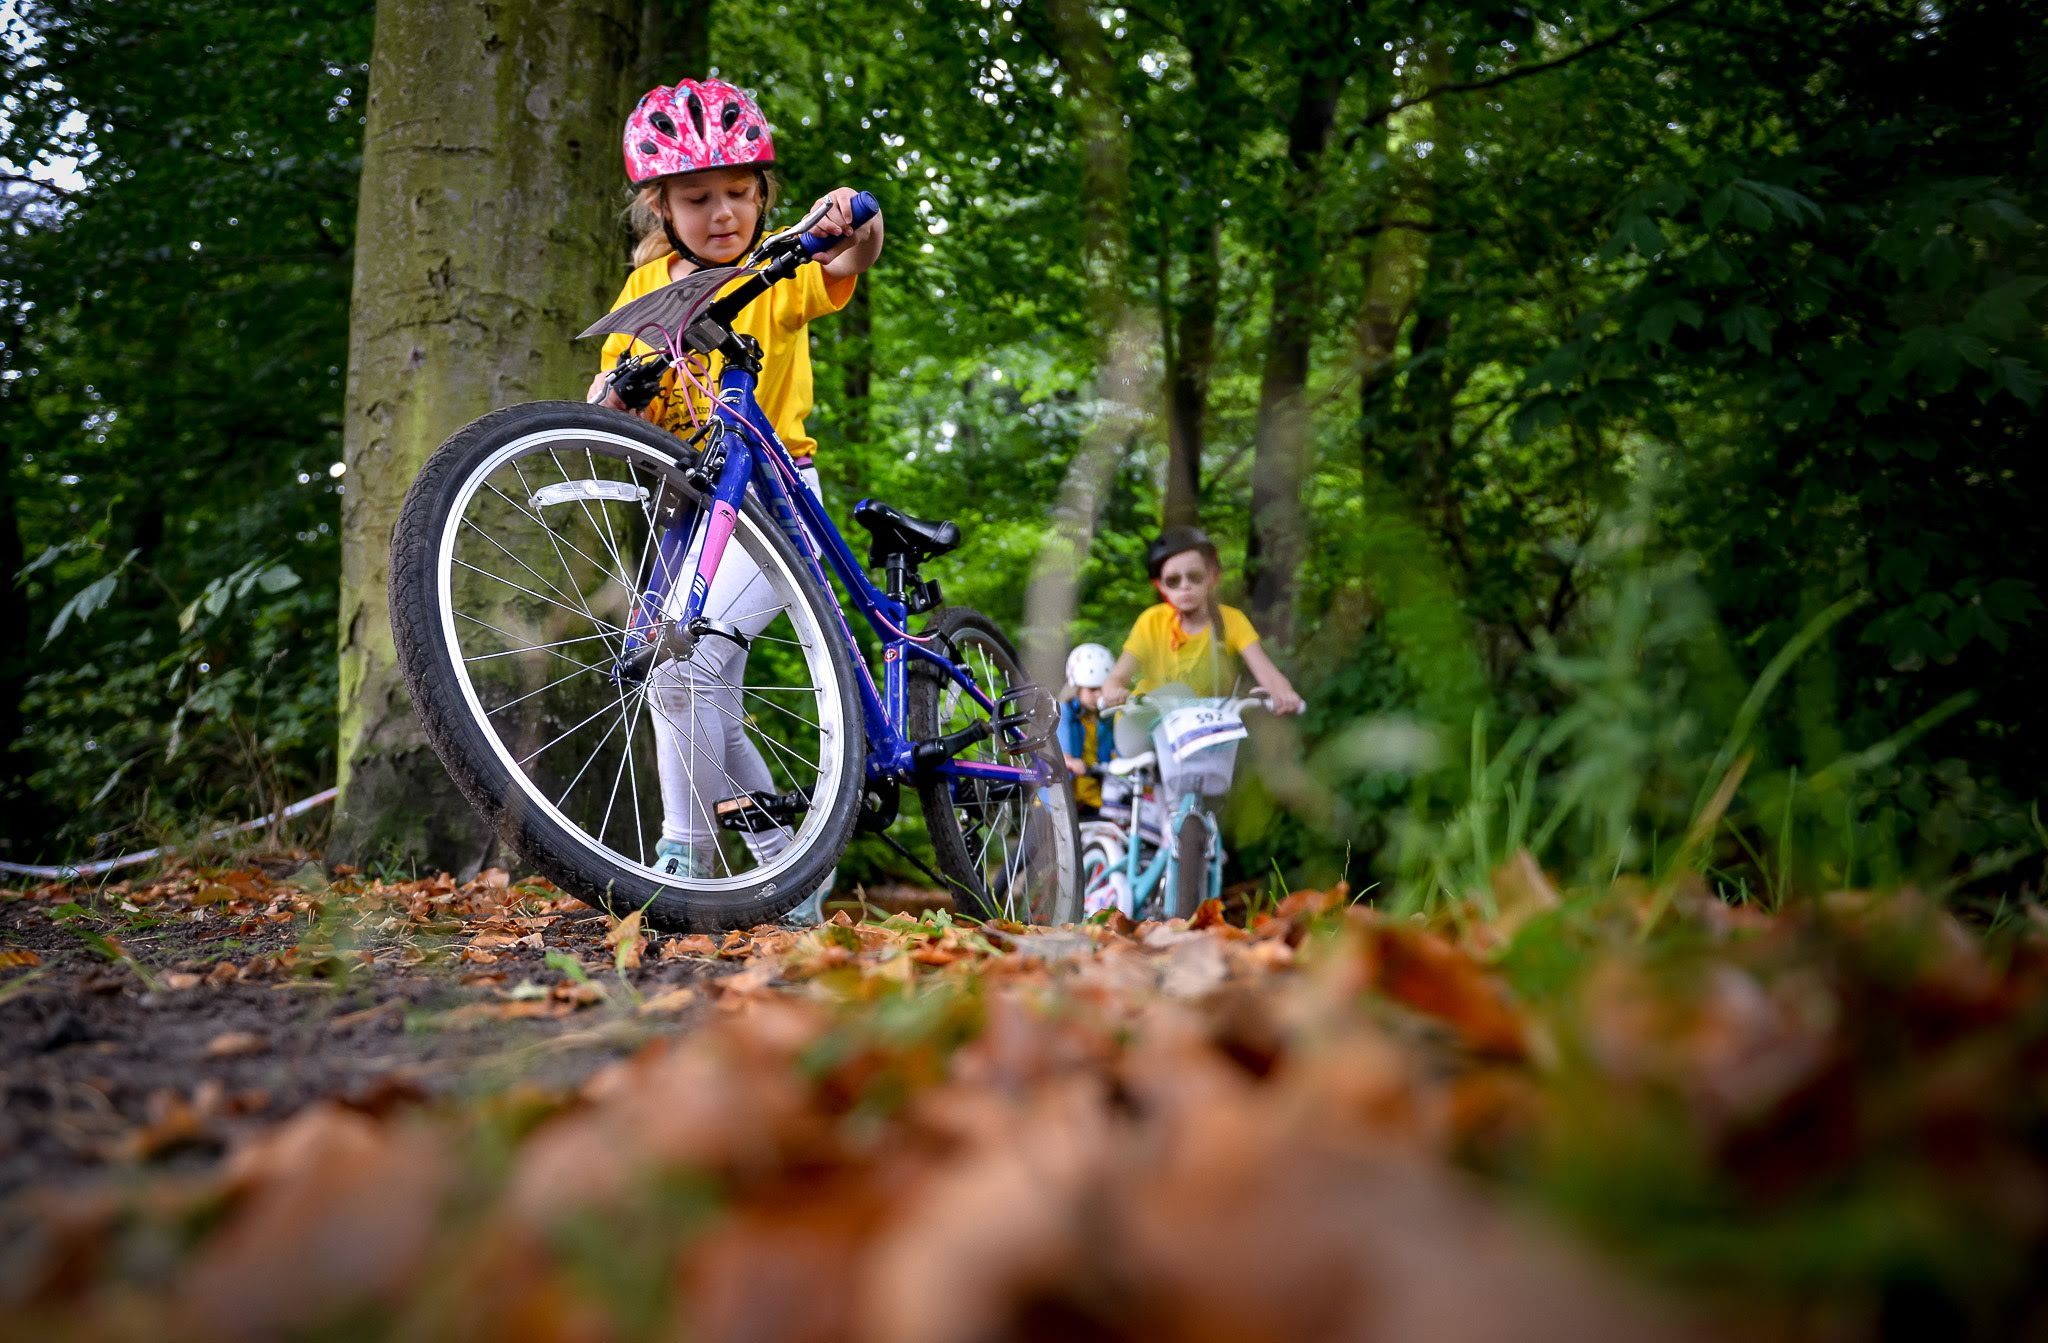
left=1145, top=526, right=1219, bottom=579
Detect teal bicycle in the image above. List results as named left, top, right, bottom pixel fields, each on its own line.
left=1079, top=691, right=1270, bottom=920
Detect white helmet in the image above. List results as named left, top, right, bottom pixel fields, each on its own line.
left=1066, top=642, right=1114, bottom=689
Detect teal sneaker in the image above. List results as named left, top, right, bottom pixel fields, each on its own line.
left=653, top=838, right=708, bottom=879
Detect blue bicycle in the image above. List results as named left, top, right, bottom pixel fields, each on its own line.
left=389, top=192, right=1079, bottom=930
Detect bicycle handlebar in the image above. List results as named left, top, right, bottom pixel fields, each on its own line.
left=1103, top=687, right=1276, bottom=717
left=604, top=189, right=882, bottom=409
left=798, top=191, right=880, bottom=258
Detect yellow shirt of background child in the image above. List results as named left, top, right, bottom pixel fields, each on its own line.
left=1122, top=602, right=1260, bottom=697
left=598, top=257, right=855, bottom=461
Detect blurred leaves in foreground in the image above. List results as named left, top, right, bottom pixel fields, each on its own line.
left=5, top=859, right=2048, bottom=1340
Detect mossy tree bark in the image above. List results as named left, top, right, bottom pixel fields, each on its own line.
left=329, top=0, right=648, bottom=873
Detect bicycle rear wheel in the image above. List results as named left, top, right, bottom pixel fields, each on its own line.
left=388, top=401, right=865, bottom=930
left=908, top=606, right=1080, bottom=924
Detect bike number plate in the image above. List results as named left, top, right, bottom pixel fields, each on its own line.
left=1157, top=703, right=1247, bottom=763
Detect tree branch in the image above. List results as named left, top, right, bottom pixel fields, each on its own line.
left=1343, top=0, right=1701, bottom=153
left=0, top=172, right=75, bottom=198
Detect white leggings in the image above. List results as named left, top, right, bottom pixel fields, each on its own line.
left=647, top=466, right=822, bottom=855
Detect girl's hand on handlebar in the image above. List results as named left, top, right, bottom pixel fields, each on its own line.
left=1099, top=682, right=1128, bottom=710
left=806, top=187, right=867, bottom=250
left=587, top=369, right=660, bottom=423
left=810, top=187, right=884, bottom=278
left=1266, top=684, right=1305, bottom=716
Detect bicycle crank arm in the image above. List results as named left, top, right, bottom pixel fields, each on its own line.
left=911, top=720, right=992, bottom=771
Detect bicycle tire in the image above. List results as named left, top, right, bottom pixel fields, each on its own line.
left=1169, top=807, right=1210, bottom=920
left=907, top=606, right=1081, bottom=924
left=388, top=400, right=865, bottom=931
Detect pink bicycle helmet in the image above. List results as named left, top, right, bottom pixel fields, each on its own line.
left=623, top=78, right=775, bottom=185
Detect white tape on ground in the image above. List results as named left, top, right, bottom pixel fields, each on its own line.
left=0, top=787, right=339, bottom=881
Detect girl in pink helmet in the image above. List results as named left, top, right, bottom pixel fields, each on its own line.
left=586, top=78, right=884, bottom=910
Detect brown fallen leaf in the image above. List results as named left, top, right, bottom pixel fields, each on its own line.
left=443, top=999, right=572, bottom=1027
left=637, top=986, right=699, bottom=1016
left=159, top=970, right=201, bottom=990
left=328, top=1000, right=405, bottom=1033
left=1159, top=936, right=1230, bottom=999
left=205, top=1030, right=269, bottom=1058
left=175, top=1104, right=446, bottom=1339
left=116, top=1086, right=218, bottom=1161
left=1490, top=849, right=1561, bottom=937
left=1359, top=917, right=1529, bottom=1059
left=604, top=909, right=644, bottom=971
left=0, top=947, right=41, bottom=968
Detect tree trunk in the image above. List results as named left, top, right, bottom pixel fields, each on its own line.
left=1021, top=0, right=1137, bottom=688
left=634, top=0, right=708, bottom=96
left=1244, top=40, right=1342, bottom=645
left=1160, top=11, right=1230, bottom=530
left=330, top=0, right=643, bottom=872
left=838, top=278, right=873, bottom=447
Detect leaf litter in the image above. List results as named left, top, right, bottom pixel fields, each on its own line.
left=2, top=857, right=2047, bottom=1339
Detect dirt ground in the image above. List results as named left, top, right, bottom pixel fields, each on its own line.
left=0, top=857, right=930, bottom=1196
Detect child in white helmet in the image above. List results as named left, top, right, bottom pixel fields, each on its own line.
left=1059, top=643, right=1117, bottom=817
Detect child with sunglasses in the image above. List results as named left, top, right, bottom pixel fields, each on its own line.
left=1099, top=528, right=1303, bottom=756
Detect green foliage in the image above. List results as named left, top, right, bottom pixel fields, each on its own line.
left=3, top=0, right=2041, bottom=901
left=2, top=0, right=365, bottom=858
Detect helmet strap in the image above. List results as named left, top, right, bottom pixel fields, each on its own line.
left=660, top=213, right=716, bottom=272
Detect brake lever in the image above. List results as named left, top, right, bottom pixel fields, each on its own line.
left=757, top=199, right=834, bottom=257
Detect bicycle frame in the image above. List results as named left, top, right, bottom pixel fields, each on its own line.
left=1108, top=782, right=1224, bottom=916
left=624, top=362, right=1050, bottom=792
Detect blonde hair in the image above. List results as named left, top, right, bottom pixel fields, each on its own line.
left=629, top=169, right=782, bottom=267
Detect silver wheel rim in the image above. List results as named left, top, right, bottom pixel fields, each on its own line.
left=432, top=426, right=847, bottom=896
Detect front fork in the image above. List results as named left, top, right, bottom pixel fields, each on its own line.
left=616, top=427, right=753, bottom=681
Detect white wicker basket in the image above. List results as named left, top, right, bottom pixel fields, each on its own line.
left=1152, top=700, right=1247, bottom=797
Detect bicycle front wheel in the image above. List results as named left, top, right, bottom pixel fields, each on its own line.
left=908, top=606, right=1080, bottom=925
left=1169, top=807, right=1211, bottom=920
left=388, top=401, right=865, bottom=930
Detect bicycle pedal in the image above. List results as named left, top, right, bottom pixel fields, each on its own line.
left=714, top=788, right=810, bottom=834
left=992, top=685, right=1057, bottom=754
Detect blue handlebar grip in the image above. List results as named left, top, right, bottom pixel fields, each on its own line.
left=799, top=191, right=880, bottom=257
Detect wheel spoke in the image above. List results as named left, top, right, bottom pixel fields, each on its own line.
left=516, top=695, right=622, bottom=768
left=452, top=558, right=630, bottom=634
left=464, top=628, right=621, bottom=663
left=489, top=472, right=637, bottom=605
left=435, top=430, right=842, bottom=897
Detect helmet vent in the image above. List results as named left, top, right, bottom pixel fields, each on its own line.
left=648, top=110, right=675, bottom=138
left=685, top=92, right=706, bottom=140
left=744, top=125, right=760, bottom=141
left=721, top=100, right=741, bottom=130
left=638, top=140, right=657, bottom=156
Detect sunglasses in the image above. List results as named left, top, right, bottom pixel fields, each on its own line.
left=1158, top=570, right=1209, bottom=590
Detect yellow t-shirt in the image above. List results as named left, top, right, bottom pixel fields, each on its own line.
left=1122, top=602, right=1260, bottom=698
left=599, top=253, right=856, bottom=460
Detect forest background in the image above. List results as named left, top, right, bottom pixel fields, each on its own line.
left=2, top=0, right=2043, bottom=910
